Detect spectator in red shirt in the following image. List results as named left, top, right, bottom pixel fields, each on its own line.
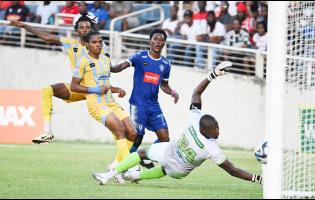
left=0, top=1, right=24, bottom=11
left=61, top=1, right=80, bottom=25
left=236, top=2, right=256, bottom=35
left=193, top=1, right=208, bottom=21
left=5, top=1, right=30, bottom=22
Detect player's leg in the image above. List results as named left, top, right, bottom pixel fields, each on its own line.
left=32, top=83, right=86, bottom=144
left=106, top=104, right=139, bottom=183
left=129, top=104, right=147, bottom=153
left=147, top=105, right=170, bottom=143
left=33, top=83, right=70, bottom=144
left=92, top=143, right=168, bottom=185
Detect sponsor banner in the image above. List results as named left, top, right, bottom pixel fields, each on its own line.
left=0, top=89, right=43, bottom=144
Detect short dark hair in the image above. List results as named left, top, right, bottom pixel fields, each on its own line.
left=200, top=114, right=219, bottom=130
left=149, top=29, right=167, bottom=41
left=172, top=5, right=179, bottom=12
left=83, top=31, right=101, bottom=43
left=183, top=9, right=193, bottom=17
left=74, top=13, right=99, bottom=31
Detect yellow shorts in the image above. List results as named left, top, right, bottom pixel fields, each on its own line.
left=87, top=101, right=129, bottom=125
left=64, top=83, right=86, bottom=103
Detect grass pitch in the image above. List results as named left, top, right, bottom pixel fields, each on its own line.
left=0, top=141, right=263, bottom=199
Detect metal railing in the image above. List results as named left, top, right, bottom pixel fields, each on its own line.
left=109, top=5, right=165, bottom=55
left=0, top=20, right=267, bottom=78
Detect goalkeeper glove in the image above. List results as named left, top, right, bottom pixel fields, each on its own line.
left=207, top=61, right=232, bottom=81
left=252, top=174, right=263, bottom=185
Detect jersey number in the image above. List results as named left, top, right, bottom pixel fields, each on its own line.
left=177, top=135, right=197, bottom=164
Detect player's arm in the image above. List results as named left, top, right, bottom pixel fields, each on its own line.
left=70, top=77, right=110, bottom=95
left=191, top=61, right=232, bottom=107
left=219, top=159, right=263, bottom=184
left=160, top=80, right=179, bottom=104
left=8, top=20, right=60, bottom=44
left=110, top=61, right=131, bottom=73
left=110, top=86, right=126, bottom=98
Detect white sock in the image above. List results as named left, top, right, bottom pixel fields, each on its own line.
left=43, top=121, right=52, bottom=134
left=107, top=159, right=119, bottom=171
left=107, top=169, right=119, bottom=178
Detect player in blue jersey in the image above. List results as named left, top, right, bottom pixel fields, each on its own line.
left=110, top=29, right=179, bottom=167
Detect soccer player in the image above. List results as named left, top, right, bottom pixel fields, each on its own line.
left=70, top=31, right=134, bottom=167
left=8, top=14, right=136, bottom=146
left=92, top=61, right=263, bottom=186
left=110, top=29, right=179, bottom=154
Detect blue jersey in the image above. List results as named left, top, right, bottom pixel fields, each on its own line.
left=127, top=51, right=171, bottom=106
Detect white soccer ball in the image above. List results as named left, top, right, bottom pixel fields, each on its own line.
left=255, top=141, right=268, bottom=164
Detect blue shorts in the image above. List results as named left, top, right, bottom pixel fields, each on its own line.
left=130, top=104, right=168, bottom=136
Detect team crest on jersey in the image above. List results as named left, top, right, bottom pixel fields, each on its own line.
left=159, top=64, right=165, bottom=72
left=144, top=62, right=149, bottom=66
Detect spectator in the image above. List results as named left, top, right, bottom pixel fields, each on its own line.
left=0, top=1, right=24, bottom=11
left=257, top=3, right=268, bottom=24
left=162, top=5, right=180, bottom=37
left=217, top=1, right=233, bottom=32
left=4, top=1, right=31, bottom=22
left=196, top=10, right=227, bottom=70
left=61, top=1, right=80, bottom=25
left=253, top=21, right=267, bottom=51
left=109, top=1, right=140, bottom=31
left=207, top=11, right=226, bottom=44
left=225, top=17, right=250, bottom=48
left=193, top=1, right=208, bottom=21
left=90, top=1, right=110, bottom=30
left=224, top=17, right=251, bottom=74
left=0, top=1, right=31, bottom=42
left=35, top=1, right=57, bottom=25
left=236, top=2, right=256, bottom=35
left=248, top=2, right=260, bottom=21
left=73, top=1, right=98, bottom=25
left=180, top=10, right=207, bottom=68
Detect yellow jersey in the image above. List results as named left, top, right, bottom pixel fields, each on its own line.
left=60, top=37, right=110, bottom=71
left=74, top=53, right=114, bottom=104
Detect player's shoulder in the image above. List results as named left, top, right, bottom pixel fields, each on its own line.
left=78, top=55, right=89, bottom=66
left=60, top=37, right=78, bottom=45
left=160, top=56, right=171, bottom=66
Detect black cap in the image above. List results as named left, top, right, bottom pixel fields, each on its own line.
left=183, top=10, right=193, bottom=17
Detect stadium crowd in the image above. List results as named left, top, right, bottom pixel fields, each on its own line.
left=0, top=1, right=268, bottom=49
left=0, top=1, right=269, bottom=71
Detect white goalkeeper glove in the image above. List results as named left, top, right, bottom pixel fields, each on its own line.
left=207, top=61, right=232, bottom=81
left=252, top=174, right=263, bottom=185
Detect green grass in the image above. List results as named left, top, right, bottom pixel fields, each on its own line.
left=0, top=141, right=263, bottom=199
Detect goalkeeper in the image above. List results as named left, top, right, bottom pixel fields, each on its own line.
left=92, top=61, right=263, bottom=185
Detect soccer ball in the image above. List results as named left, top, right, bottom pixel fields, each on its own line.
left=254, top=141, right=268, bottom=164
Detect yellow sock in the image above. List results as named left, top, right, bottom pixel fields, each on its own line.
left=42, top=86, right=53, bottom=133
left=116, top=139, right=130, bottom=161
left=115, top=139, right=134, bottom=162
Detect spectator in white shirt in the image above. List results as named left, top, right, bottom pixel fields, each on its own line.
left=223, top=17, right=251, bottom=75
left=35, top=1, right=57, bottom=25
left=180, top=10, right=207, bottom=68
left=162, top=5, right=180, bottom=37
left=207, top=11, right=226, bottom=44
left=224, top=18, right=250, bottom=48
left=253, top=21, right=267, bottom=51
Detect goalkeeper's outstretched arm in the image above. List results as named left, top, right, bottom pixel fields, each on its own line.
left=219, top=159, right=263, bottom=184
left=191, top=61, right=232, bottom=108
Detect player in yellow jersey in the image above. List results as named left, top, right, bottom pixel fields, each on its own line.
left=8, top=14, right=136, bottom=147
left=70, top=31, right=133, bottom=168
